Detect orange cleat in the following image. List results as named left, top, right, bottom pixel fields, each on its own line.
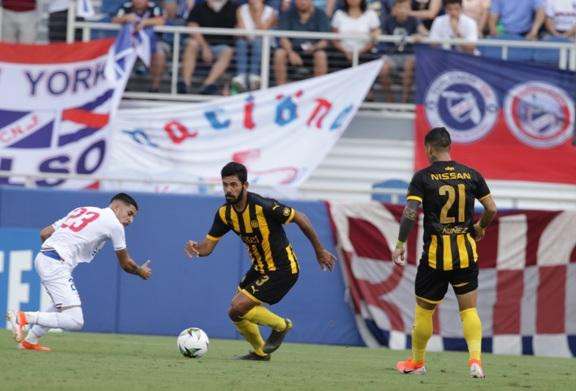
left=19, top=340, right=52, bottom=352
left=396, top=357, right=427, bottom=375
left=6, top=310, right=28, bottom=343
left=469, top=359, right=485, bottom=379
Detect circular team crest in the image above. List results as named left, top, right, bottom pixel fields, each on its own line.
left=425, top=71, right=499, bottom=143
left=504, top=81, right=574, bottom=148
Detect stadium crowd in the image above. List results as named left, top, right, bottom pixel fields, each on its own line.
left=1, top=0, right=575, bottom=100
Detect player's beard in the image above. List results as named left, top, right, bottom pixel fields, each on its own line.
left=225, top=188, right=244, bottom=205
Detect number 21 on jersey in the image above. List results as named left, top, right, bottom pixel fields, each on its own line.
left=60, top=207, right=100, bottom=232
left=439, top=184, right=466, bottom=224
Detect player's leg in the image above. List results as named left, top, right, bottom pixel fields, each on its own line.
left=454, top=270, right=484, bottom=379
left=397, top=264, right=447, bottom=374
left=229, top=290, right=268, bottom=359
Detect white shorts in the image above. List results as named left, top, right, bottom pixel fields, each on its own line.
left=35, top=252, right=81, bottom=308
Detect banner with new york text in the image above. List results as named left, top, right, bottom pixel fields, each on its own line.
left=0, top=27, right=137, bottom=189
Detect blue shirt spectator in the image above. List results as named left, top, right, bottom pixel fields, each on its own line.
left=489, top=0, right=545, bottom=39
left=279, top=0, right=330, bottom=48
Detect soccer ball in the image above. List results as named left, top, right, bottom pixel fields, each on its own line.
left=177, top=327, right=209, bottom=358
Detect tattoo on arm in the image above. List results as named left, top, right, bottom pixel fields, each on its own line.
left=397, top=200, right=420, bottom=243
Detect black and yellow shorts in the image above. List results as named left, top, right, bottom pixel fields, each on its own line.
left=239, top=268, right=299, bottom=305
left=415, top=262, right=479, bottom=303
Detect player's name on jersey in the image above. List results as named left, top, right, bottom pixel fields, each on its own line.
left=440, top=226, right=470, bottom=235
left=430, top=172, right=472, bottom=181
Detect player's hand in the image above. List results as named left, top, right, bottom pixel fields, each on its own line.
left=474, top=223, right=486, bottom=241
left=139, top=260, right=152, bottom=280
left=317, top=249, right=336, bottom=272
left=185, top=240, right=200, bottom=257
left=392, top=245, right=405, bottom=266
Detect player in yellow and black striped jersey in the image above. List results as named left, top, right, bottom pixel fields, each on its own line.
left=185, top=162, right=336, bottom=361
left=392, top=127, right=497, bottom=378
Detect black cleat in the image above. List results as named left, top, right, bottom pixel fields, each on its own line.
left=263, top=318, right=293, bottom=354
left=237, top=351, right=271, bottom=361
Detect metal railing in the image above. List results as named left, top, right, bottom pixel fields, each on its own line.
left=68, top=20, right=576, bottom=111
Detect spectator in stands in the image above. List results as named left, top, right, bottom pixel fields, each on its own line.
left=544, top=0, right=576, bottom=39
left=274, top=0, right=330, bottom=85
left=381, top=0, right=427, bottom=102
left=367, top=0, right=395, bottom=26
left=279, top=0, right=338, bottom=17
left=489, top=0, right=546, bottom=40
left=48, top=0, right=83, bottom=42
left=331, top=0, right=381, bottom=64
left=410, top=0, right=443, bottom=30
left=1, top=0, right=37, bottom=43
left=179, top=0, right=238, bottom=95
left=113, top=1, right=166, bottom=92
left=462, top=0, right=490, bottom=35
left=232, top=0, right=277, bottom=92
left=161, top=0, right=191, bottom=50
left=429, top=0, right=478, bottom=54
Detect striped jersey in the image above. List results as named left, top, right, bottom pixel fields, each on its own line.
left=207, top=192, right=299, bottom=274
left=407, top=160, right=491, bottom=270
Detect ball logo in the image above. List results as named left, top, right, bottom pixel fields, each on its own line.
left=425, top=71, right=498, bottom=143
left=504, top=82, right=574, bottom=148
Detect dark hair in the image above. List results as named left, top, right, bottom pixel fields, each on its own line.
left=110, top=193, right=139, bottom=210
left=221, top=161, right=248, bottom=183
left=342, top=0, right=367, bottom=13
left=444, top=0, right=463, bottom=6
left=424, top=127, right=451, bottom=149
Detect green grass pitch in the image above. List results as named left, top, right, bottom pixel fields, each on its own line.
left=1, top=330, right=574, bottom=391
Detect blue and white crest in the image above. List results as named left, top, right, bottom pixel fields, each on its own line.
left=425, top=71, right=498, bottom=143
left=504, top=81, right=574, bottom=148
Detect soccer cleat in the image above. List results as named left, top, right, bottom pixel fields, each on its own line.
left=6, top=310, right=28, bottom=343
left=263, top=318, right=293, bottom=354
left=19, top=340, right=52, bottom=352
left=469, top=359, right=485, bottom=379
left=396, top=357, right=427, bottom=375
left=237, top=351, right=271, bottom=361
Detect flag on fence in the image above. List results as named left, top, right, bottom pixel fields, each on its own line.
left=104, top=60, right=383, bottom=192
left=76, top=0, right=95, bottom=18
left=328, top=201, right=576, bottom=358
left=414, top=46, right=576, bottom=184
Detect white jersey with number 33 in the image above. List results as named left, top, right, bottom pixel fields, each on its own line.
left=42, top=206, right=127, bottom=269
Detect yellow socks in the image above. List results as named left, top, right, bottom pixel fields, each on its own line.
left=460, top=308, right=482, bottom=362
left=412, top=305, right=435, bottom=363
left=243, top=305, right=286, bottom=332
left=234, top=319, right=266, bottom=356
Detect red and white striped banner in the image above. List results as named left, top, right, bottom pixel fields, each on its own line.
left=328, top=201, right=576, bottom=357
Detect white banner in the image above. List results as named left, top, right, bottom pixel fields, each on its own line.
left=106, top=60, right=383, bottom=191
left=0, top=27, right=137, bottom=189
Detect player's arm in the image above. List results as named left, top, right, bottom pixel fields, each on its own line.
left=292, top=211, right=336, bottom=272
left=115, top=249, right=152, bottom=280
left=185, top=237, right=219, bottom=257
left=474, top=195, right=497, bottom=241
left=393, top=199, right=420, bottom=266
left=40, top=225, right=55, bottom=243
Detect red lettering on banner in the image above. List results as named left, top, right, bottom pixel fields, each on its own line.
left=243, top=96, right=255, bottom=130
left=164, top=121, right=198, bottom=144
left=0, top=114, right=39, bottom=145
left=493, top=270, right=524, bottom=334
left=537, top=265, right=566, bottom=333
left=307, top=98, right=332, bottom=129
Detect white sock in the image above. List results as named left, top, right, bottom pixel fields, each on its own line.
left=35, top=306, right=84, bottom=331
left=25, top=305, right=58, bottom=344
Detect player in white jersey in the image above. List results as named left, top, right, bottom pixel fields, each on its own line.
left=6, top=193, right=152, bottom=351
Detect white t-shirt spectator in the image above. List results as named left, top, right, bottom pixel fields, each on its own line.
left=238, top=3, right=276, bottom=37
left=429, top=13, right=478, bottom=42
left=545, top=0, right=576, bottom=32
left=331, top=9, right=381, bottom=52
